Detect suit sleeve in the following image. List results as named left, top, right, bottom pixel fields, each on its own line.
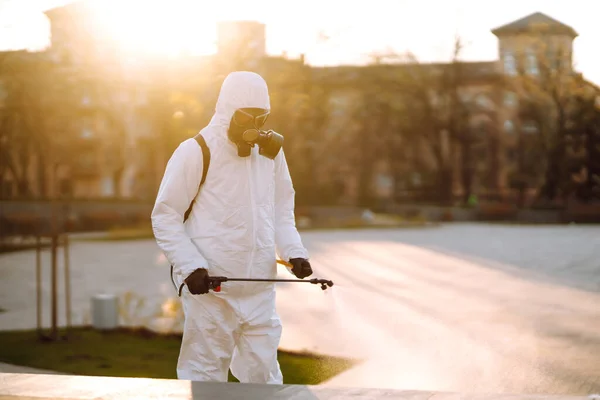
left=274, top=150, right=309, bottom=263
left=151, top=139, right=209, bottom=286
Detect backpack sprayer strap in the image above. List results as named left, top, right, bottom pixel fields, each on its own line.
left=170, top=133, right=211, bottom=296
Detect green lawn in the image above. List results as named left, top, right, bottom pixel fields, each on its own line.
left=0, top=327, right=356, bottom=385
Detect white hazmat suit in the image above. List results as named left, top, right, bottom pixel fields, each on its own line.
left=151, top=71, right=309, bottom=383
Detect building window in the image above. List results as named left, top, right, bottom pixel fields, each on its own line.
left=81, top=128, right=93, bottom=138
left=80, top=154, right=94, bottom=168
left=522, top=120, right=538, bottom=134
left=102, top=177, right=115, bottom=197
left=248, top=39, right=260, bottom=50
left=506, top=148, right=517, bottom=162
left=475, top=94, right=493, bottom=110
left=50, top=50, right=61, bottom=63
left=503, top=92, right=518, bottom=108
left=504, top=119, right=515, bottom=133
left=136, top=90, right=147, bottom=105
left=503, top=51, right=517, bottom=76
left=329, top=95, right=350, bottom=118
left=117, top=90, right=129, bottom=103
left=561, top=56, right=571, bottom=71
left=0, top=180, right=14, bottom=198
left=526, top=49, right=539, bottom=75
left=59, top=179, right=72, bottom=197
left=546, top=48, right=561, bottom=70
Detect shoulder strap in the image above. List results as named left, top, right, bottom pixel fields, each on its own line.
left=171, top=133, right=211, bottom=296
left=196, top=134, right=210, bottom=186
left=183, top=133, right=210, bottom=222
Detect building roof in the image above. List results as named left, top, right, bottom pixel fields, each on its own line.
left=0, top=50, right=46, bottom=70
left=310, top=61, right=499, bottom=86
left=43, top=1, right=92, bottom=21
left=491, top=12, right=578, bottom=37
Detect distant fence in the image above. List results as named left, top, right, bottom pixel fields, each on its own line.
left=1, top=197, right=598, bottom=240
left=0, top=199, right=153, bottom=236
left=388, top=201, right=600, bottom=224
left=298, top=203, right=569, bottom=224
left=564, top=201, right=600, bottom=223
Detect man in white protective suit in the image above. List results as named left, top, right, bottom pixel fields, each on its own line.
left=151, top=71, right=313, bottom=383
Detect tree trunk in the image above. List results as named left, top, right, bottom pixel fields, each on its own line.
left=357, top=121, right=373, bottom=207
left=16, top=180, right=29, bottom=197
left=517, top=129, right=526, bottom=208
left=487, top=129, right=500, bottom=192
left=112, top=167, right=124, bottom=198
left=9, top=148, right=30, bottom=197
left=430, top=139, right=452, bottom=204
left=461, top=148, right=473, bottom=205
left=439, top=167, right=453, bottom=205
left=37, top=150, right=47, bottom=198
left=539, top=145, right=562, bottom=201
left=305, top=144, right=318, bottom=206
left=539, top=101, right=568, bottom=202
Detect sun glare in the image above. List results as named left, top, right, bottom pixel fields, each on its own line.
left=88, top=0, right=223, bottom=56
left=83, top=0, right=322, bottom=60
left=1, top=0, right=598, bottom=83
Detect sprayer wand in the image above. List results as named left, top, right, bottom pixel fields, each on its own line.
left=208, top=276, right=334, bottom=292
left=208, top=259, right=334, bottom=292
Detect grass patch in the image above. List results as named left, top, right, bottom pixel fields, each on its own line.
left=0, top=327, right=356, bottom=384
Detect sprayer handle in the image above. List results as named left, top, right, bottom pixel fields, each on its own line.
left=208, top=276, right=228, bottom=292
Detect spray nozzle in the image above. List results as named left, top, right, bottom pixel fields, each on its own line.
left=315, top=279, right=334, bottom=290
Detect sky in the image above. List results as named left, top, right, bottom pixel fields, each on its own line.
left=0, top=0, right=598, bottom=84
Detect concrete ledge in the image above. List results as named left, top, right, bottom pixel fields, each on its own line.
left=0, top=373, right=591, bottom=400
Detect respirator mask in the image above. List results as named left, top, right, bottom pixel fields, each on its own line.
left=228, top=108, right=284, bottom=160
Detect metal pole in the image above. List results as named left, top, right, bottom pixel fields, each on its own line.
left=36, top=234, right=42, bottom=336
left=49, top=179, right=59, bottom=341
left=63, top=233, right=71, bottom=333
left=50, top=232, right=58, bottom=341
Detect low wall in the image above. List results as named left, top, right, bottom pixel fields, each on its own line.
left=0, top=200, right=153, bottom=235
left=388, top=204, right=476, bottom=222
left=388, top=203, right=565, bottom=224
left=564, top=202, right=600, bottom=223
left=1, top=199, right=597, bottom=237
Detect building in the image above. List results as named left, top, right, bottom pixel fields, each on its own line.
left=305, top=12, right=586, bottom=205
left=0, top=3, right=591, bottom=206
left=493, top=13, right=580, bottom=197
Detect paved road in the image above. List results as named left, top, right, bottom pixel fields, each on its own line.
left=1, top=223, right=599, bottom=395
left=1, top=373, right=593, bottom=400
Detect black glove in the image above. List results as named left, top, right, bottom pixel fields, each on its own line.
left=289, top=258, right=313, bottom=279
left=184, top=268, right=210, bottom=295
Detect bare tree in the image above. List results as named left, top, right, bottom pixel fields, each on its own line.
left=396, top=37, right=473, bottom=204
left=508, top=39, right=591, bottom=203
left=562, top=91, right=600, bottom=202
left=0, top=52, right=40, bottom=197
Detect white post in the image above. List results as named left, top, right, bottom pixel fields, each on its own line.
left=91, top=294, right=119, bottom=330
